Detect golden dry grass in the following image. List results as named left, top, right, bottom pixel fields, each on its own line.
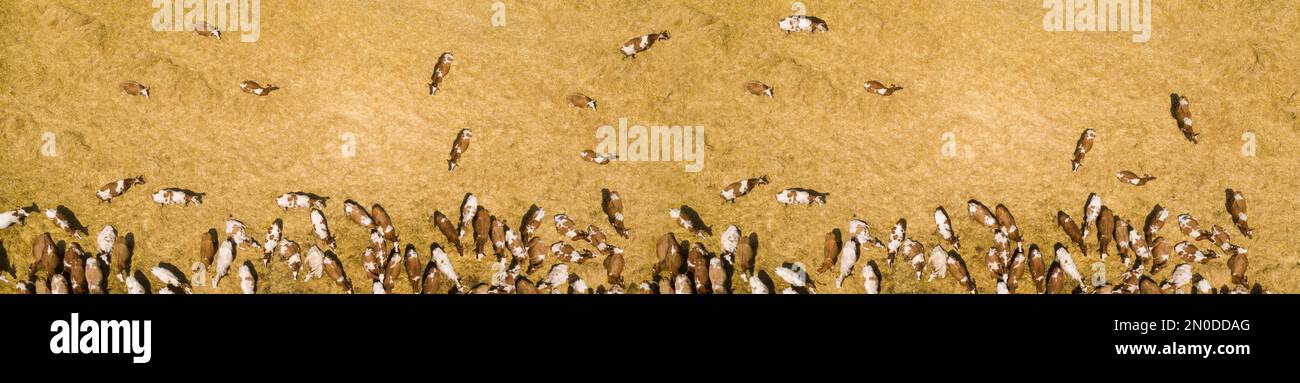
left=1, top=0, right=1297, bottom=293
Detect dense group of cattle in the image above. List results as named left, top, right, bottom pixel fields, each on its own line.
left=0, top=13, right=1265, bottom=294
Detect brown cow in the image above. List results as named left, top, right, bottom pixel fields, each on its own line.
left=428, top=52, right=455, bottom=95
left=1056, top=211, right=1087, bottom=257
left=344, top=199, right=376, bottom=229
left=96, top=176, right=146, bottom=203
left=579, top=149, right=617, bottom=164
left=111, top=232, right=132, bottom=282
left=120, top=81, right=150, bottom=98
left=601, top=189, right=630, bottom=238
left=967, top=199, right=998, bottom=230
left=620, top=31, right=670, bottom=59
left=1177, top=213, right=1211, bottom=241
left=1170, top=93, right=1198, bottom=143
left=1227, top=249, right=1248, bottom=287
left=669, top=206, right=711, bottom=238
left=1097, top=206, right=1116, bottom=260
left=1028, top=244, right=1045, bottom=293
left=448, top=128, right=472, bottom=171
left=654, top=232, right=684, bottom=279
left=1070, top=128, right=1096, bottom=172
left=945, top=250, right=976, bottom=294
left=720, top=176, right=769, bottom=204
left=1144, top=204, right=1169, bottom=239
left=472, top=208, right=493, bottom=260
left=603, top=251, right=624, bottom=287
left=862, top=81, right=903, bottom=96
left=1225, top=189, right=1253, bottom=238
left=567, top=93, right=597, bottom=111
left=744, top=81, right=773, bottom=98
left=1116, top=171, right=1156, bottom=186
left=817, top=229, right=840, bottom=273
left=432, top=211, right=463, bottom=256
left=239, top=80, right=279, bottom=96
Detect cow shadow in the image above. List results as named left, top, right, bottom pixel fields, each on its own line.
left=54, top=205, right=88, bottom=236
left=0, top=239, right=12, bottom=280
left=678, top=205, right=712, bottom=236
left=131, top=269, right=153, bottom=293
left=155, top=262, right=192, bottom=286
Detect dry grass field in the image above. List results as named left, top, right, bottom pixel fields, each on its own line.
left=1, top=0, right=1297, bottom=294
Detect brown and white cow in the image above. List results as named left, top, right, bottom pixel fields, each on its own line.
left=1170, top=93, right=1198, bottom=143
left=276, top=192, right=328, bottom=210
left=120, top=81, right=150, bottom=98
left=31, top=232, right=60, bottom=279
left=520, top=204, right=545, bottom=243
left=945, top=250, right=976, bottom=293
left=1116, top=171, right=1156, bottom=186
left=567, top=93, right=597, bottom=111
left=604, top=250, right=624, bottom=287
left=1174, top=241, right=1218, bottom=264
left=85, top=256, right=106, bottom=294
left=552, top=213, right=587, bottom=242
left=847, top=218, right=885, bottom=250
left=97, top=176, right=145, bottom=203
left=778, top=15, right=829, bottom=33
left=1228, top=249, right=1248, bottom=287
left=601, top=189, right=630, bottom=238
left=720, top=176, right=769, bottom=203
left=239, top=80, right=279, bottom=96
left=994, top=204, right=1021, bottom=243
left=1056, top=211, right=1088, bottom=257
left=1007, top=246, right=1027, bottom=293
left=525, top=237, right=546, bottom=274
left=371, top=203, right=397, bottom=244
left=280, top=239, right=302, bottom=280
left=967, top=199, right=999, bottom=230
left=551, top=241, right=595, bottom=264
left=933, top=206, right=960, bottom=251
left=152, top=188, right=204, bottom=206
left=429, top=52, right=455, bottom=95
left=775, top=188, right=827, bottom=206
left=862, top=81, right=903, bottom=96
left=322, top=251, right=353, bottom=294
left=448, top=128, right=472, bottom=171
left=833, top=238, right=859, bottom=288
left=1081, top=193, right=1101, bottom=238
left=1149, top=236, right=1171, bottom=274
left=342, top=199, right=374, bottom=229
left=64, top=243, right=87, bottom=294
left=225, top=218, right=261, bottom=250
left=885, top=218, right=907, bottom=267
left=1177, top=213, right=1211, bottom=241
left=579, top=149, right=617, bottom=164
left=1225, top=188, right=1254, bottom=239
left=194, top=22, right=221, bottom=39
left=262, top=219, right=282, bottom=265
left=432, top=210, right=463, bottom=256
left=744, top=81, right=773, bottom=98
left=654, top=232, right=684, bottom=279
left=1028, top=244, right=1045, bottom=293
left=1070, top=128, right=1096, bottom=172
left=110, top=232, right=132, bottom=282
left=310, top=208, right=337, bottom=251
left=903, top=239, right=926, bottom=281
left=620, top=31, right=670, bottom=59
left=1144, top=204, right=1169, bottom=239
left=734, top=233, right=756, bottom=282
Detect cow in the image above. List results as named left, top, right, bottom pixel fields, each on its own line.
left=734, top=233, right=756, bottom=283
left=884, top=218, right=907, bottom=267
left=371, top=203, right=397, bottom=243
left=433, top=210, right=463, bottom=256
left=817, top=229, right=840, bottom=273
left=1056, top=211, right=1087, bottom=257
left=459, top=193, right=479, bottom=238
left=945, top=250, right=976, bottom=293
left=567, top=93, right=597, bottom=111
left=276, top=192, right=328, bottom=210
left=601, top=189, right=630, bottom=238
left=110, top=232, right=132, bottom=282
left=1177, top=213, right=1211, bottom=241
left=862, top=81, right=903, bottom=96
left=525, top=237, right=546, bottom=274
left=1144, top=204, right=1169, bottom=239
left=620, top=31, right=670, bottom=59
left=1225, top=189, right=1254, bottom=238
left=280, top=240, right=302, bottom=280
left=322, top=251, right=353, bottom=294
left=31, top=232, right=60, bottom=279
left=430, top=244, right=461, bottom=291
left=1097, top=206, right=1116, bottom=260
left=64, top=243, right=87, bottom=294
left=777, top=15, right=828, bottom=33
left=225, top=218, right=261, bottom=250
left=262, top=219, right=282, bottom=265
left=520, top=204, right=545, bottom=243
left=152, top=188, right=204, bottom=206
left=239, top=80, right=279, bottom=96
left=579, top=150, right=617, bottom=164
left=193, top=229, right=217, bottom=286
left=994, top=204, right=1021, bottom=243
left=310, top=208, right=337, bottom=251
left=96, top=176, right=145, bottom=202
left=654, top=232, right=684, bottom=279
left=744, top=81, right=773, bottom=98
left=211, top=237, right=236, bottom=287
left=428, top=52, right=455, bottom=95
left=1174, top=241, right=1218, bottom=264
left=603, top=251, right=624, bottom=287
left=448, top=128, right=472, bottom=171
left=1081, top=193, right=1101, bottom=238
left=193, top=21, right=221, bottom=39
left=834, top=239, right=859, bottom=288
left=238, top=262, right=256, bottom=294
left=1070, top=128, right=1096, bottom=172
left=1116, top=171, right=1156, bottom=186
left=719, top=176, right=769, bottom=203
left=927, top=245, right=949, bottom=282
left=302, top=245, right=325, bottom=281
left=847, top=218, right=885, bottom=250
left=1170, top=93, right=1198, bottom=143
left=120, top=81, right=150, bottom=98
left=933, top=206, right=960, bottom=251
left=775, top=188, right=827, bottom=206
left=903, top=239, right=926, bottom=281
left=345, top=199, right=376, bottom=229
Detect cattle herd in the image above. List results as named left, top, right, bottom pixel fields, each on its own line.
left=0, top=13, right=1266, bottom=295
